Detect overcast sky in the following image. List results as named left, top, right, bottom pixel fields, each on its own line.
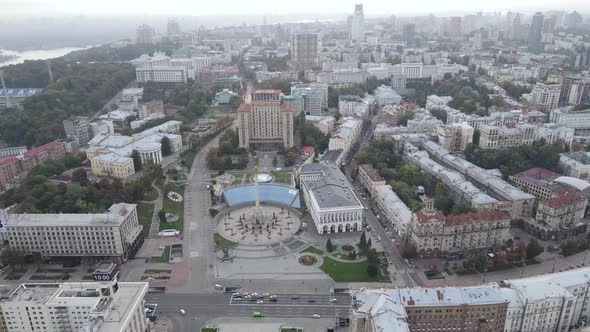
left=0, top=0, right=588, bottom=16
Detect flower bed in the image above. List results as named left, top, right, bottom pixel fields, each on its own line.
left=167, top=191, right=183, bottom=202
left=299, top=255, right=318, bottom=266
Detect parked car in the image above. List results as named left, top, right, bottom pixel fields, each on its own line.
left=257, top=300, right=264, bottom=304
left=312, top=314, right=321, bottom=319
left=158, top=229, right=180, bottom=237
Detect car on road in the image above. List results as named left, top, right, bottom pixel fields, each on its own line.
left=256, top=300, right=264, bottom=304
left=214, top=284, right=223, bottom=290
left=232, top=292, right=241, bottom=297
left=329, top=298, right=338, bottom=303
left=158, top=229, right=180, bottom=237
left=262, top=292, right=270, bottom=297
left=291, top=295, right=300, bottom=300
left=252, top=311, right=264, bottom=318
left=307, top=299, right=316, bottom=303
left=312, top=314, right=321, bottom=319
left=180, top=309, right=186, bottom=315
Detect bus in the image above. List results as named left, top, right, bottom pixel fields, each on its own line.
left=252, top=311, right=264, bottom=318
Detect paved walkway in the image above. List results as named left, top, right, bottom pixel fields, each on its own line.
left=148, top=181, right=164, bottom=237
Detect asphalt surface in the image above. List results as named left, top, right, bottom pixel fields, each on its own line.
left=146, top=292, right=351, bottom=331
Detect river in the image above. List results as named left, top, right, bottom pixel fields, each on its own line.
left=0, top=47, right=89, bottom=66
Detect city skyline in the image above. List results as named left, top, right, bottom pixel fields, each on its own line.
left=1, top=0, right=589, bottom=16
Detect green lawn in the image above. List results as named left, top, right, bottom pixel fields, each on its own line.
left=180, top=149, right=196, bottom=169
left=137, top=202, right=155, bottom=232
left=144, top=269, right=172, bottom=274
left=201, top=328, right=218, bottom=332
left=301, top=246, right=324, bottom=256
left=160, top=184, right=184, bottom=233
left=144, top=187, right=159, bottom=201
left=271, top=171, right=292, bottom=184
left=214, top=233, right=237, bottom=250
left=320, top=257, right=390, bottom=282
left=149, top=246, right=170, bottom=264
left=281, top=329, right=303, bottom=332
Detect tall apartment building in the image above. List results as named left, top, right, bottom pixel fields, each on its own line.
left=560, top=152, right=590, bottom=180
left=509, top=167, right=561, bottom=200
left=351, top=4, right=364, bottom=41
left=300, top=162, right=363, bottom=234
left=528, top=12, right=545, bottom=53
left=136, top=24, right=156, bottom=44
left=409, top=200, right=511, bottom=257
left=436, top=122, right=474, bottom=152
left=530, top=82, right=560, bottom=112
left=5, top=203, right=144, bottom=262
left=533, top=192, right=588, bottom=240
left=374, top=184, right=412, bottom=236
left=136, top=66, right=188, bottom=86
left=357, top=164, right=386, bottom=197
left=63, top=116, right=90, bottom=146
left=0, top=278, right=148, bottom=332
left=353, top=286, right=508, bottom=332
left=328, top=117, right=363, bottom=166
left=237, top=90, right=294, bottom=150
left=290, top=33, right=319, bottom=70
left=478, top=124, right=535, bottom=150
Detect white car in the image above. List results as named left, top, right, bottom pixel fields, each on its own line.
left=257, top=300, right=264, bottom=304
left=329, top=298, right=338, bottom=303
left=180, top=309, right=186, bottom=315
left=158, top=229, right=180, bottom=237
left=312, top=314, right=321, bottom=319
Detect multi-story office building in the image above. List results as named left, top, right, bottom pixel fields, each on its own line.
left=374, top=184, right=412, bottom=236
left=422, top=141, right=535, bottom=219
left=136, top=24, right=156, bottom=44
left=530, top=82, right=560, bottom=112
left=0, top=278, right=149, bottom=332
left=63, top=116, right=90, bottom=146
left=136, top=66, right=188, bottom=86
left=409, top=200, right=511, bottom=256
left=237, top=90, right=294, bottom=149
left=357, top=164, right=386, bottom=197
left=5, top=203, right=144, bottom=262
left=353, top=285, right=508, bottom=332
left=561, top=74, right=590, bottom=104
left=20, top=141, right=67, bottom=171
left=560, top=152, right=590, bottom=180
left=528, top=12, right=545, bottom=53
left=300, top=162, right=363, bottom=234
left=167, top=18, right=181, bottom=36
left=290, top=33, right=319, bottom=69
left=90, top=153, right=135, bottom=180
left=478, top=124, right=535, bottom=150
left=509, top=167, right=561, bottom=200
left=338, top=95, right=373, bottom=118
left=351, top=4, right=364, bottom=41
left=436, top=122, right=474, bottom=152
left=0, top=157, right=23, bottom=191
left=328, top=117, right=363, bottom=166
left=532, top=192, right=588, bottom=240
left=291, top=82, right=328, bottom=111
left=550, top=106, right=590, bottom=129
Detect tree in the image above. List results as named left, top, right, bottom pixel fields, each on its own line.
left=1, top=248, right=26, bottom=270
left=561, top=240, right=583, bottom=257
left=474, top=252, right=489, bottom=272
left=472, top=129, right=480, bottom=146
left=526, top=239, right=544, bottom=259
left=334, top=111, right=342, bottom=121
left=326, top=238, right=334, bottom=253
left=367, top=238, right=372, bottom=249
left=131, top=150, right=142, bottom=171
left=367, top=264, right=379, bottom=277
left=366, top=248, right=379, bottom=265
left=401, top=241, right=417, bottom=259
left=161, top=136, right=172, bottom=156
left=158, top=209, right=167, bottom=223
left=359, top=231, right=367, bottom=250
left=71, top=168, right=88, bottom=185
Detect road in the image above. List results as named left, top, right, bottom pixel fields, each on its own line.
left=90, top=79, right=137, bottom=121
left=343, top=120, right=421, bottom=286
left=146, top=292, right=351, bottom=331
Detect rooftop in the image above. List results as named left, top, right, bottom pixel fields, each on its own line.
left=445, top=210, right=511, bottom=226
left=6, top=203, right=136, bottom=228
left=542, top=192, right=583, bottom=209
left=23, top=141, right=64, bottom=158
left=359, top=164, right=384, bottom=182
left=301, top=162, right=362, bottom=210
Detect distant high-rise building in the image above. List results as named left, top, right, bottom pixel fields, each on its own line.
left=447, top=17, right=463, bottom=36
left=136, top=24, right=156, bottom=44
left=290, top=33, right=319, bottom=69
left=167, top=19, right=181, bottom=36
left=528, top=12, right=544, bottom=53
left=351, top=4, right=364, bottom=41
left=564, top=11, right=583, bottom=29
left=530, top=82, right=560, bottom=112
left=403, top=23, right=416, bottom=43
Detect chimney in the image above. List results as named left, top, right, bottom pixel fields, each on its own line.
left=437, top=290, right=443, bottom=301
left=407, top=296, right=415, bottom=306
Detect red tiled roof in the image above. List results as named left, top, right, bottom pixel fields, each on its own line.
left=300, top=146, right=315, bottom=154
left=237, top=104, right=251, bottom=112
left=415, top=209, right=446, bottom=224
left=23, top=141, right=64, bottom=158
left=445, top=210, right=510, bottom=226
left=0, top=156, right=19, bottom=167
left=543, top=192, right=583, bottom=209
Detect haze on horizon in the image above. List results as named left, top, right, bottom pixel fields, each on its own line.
left=1, top=0, right=589, bottom=16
